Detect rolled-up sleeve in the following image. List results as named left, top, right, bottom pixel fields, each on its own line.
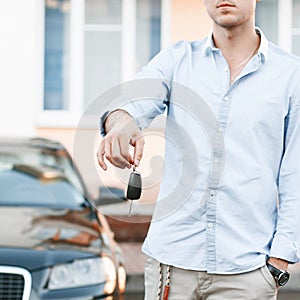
left=270, top=91, right=300, bottom=263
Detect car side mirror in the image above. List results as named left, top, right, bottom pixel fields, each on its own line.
left=94, top=186, right=126, bottom=206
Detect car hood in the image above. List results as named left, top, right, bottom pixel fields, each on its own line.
left=0, top=247, right=98, bottom=271
left=0, top=206, right=104, bottom=267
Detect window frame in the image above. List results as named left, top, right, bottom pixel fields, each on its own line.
left=256, top=0, right=297, bottom=53
left=277, top=0, right=300, bottom=55
left=278, top=0, right=293, bottom=51
left=37, top=0, right=170, bottom=128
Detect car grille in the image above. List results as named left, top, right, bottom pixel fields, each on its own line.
left=0, top=266, right=31, bottom=300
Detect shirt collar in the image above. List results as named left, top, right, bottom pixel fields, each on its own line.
left=202, top=27, right=269, bottom=63
left=255, top=27, right=269, bottom=63
left=203, top=30, right=218, bottom=55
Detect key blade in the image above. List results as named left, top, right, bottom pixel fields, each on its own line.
left=128, top=200, right=133, bottom=217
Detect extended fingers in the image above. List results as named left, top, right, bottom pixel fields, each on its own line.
left=119, top=134, right=134, bottom=165
left=97, top=115, right=144, bottom=170
left=97, top=140, right=107, bottom=170
left=102, top=133, right=132, bottom=169
left=133, top=135, right=145, bottom=167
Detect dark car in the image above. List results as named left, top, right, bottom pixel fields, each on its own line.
left=0, top=137, right=126, bottom=300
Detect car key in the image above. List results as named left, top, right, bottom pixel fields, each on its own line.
left=126, top=167, right=142, bottom=217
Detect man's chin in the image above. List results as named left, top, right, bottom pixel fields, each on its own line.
left=215, top=16, right=242, bottom=29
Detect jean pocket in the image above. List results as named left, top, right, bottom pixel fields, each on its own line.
left=260, top=265, right=277, bottom=290
left=144, top=256, right=161, bottom=295
left=144, top=255, right=159, bottom=273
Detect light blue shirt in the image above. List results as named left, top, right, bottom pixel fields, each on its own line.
left=102, top=29, right=300, bottom=274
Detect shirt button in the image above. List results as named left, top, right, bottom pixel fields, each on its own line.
left=208, top=223, right=214, bottom=229
left=214, top=158, right=219, bottom=163
left=210, top=190, right=215, bottom=197
left=224, top=67, right=229, bottom=72
left=224, top=96, right=230, bottom=102
left=218, top=127, right=223, bottom=132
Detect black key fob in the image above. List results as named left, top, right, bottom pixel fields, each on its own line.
left=126, top=171, right=142, bottom=200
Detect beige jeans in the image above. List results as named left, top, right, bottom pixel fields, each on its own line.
left=144, top=256, right=278, bottom=300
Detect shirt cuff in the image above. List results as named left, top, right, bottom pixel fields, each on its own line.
left=99, top=111, right=110, bottom=137
left=269, top=234, right=299, bottom=264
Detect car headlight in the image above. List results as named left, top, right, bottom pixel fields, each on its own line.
left=117, top=265, right=126, bottom=293
left=48, top=257, right=116, bottom=293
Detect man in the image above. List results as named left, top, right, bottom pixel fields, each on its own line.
left=97, top=0, right=300, bottom=299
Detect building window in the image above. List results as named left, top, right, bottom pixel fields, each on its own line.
left=84, top=0, right=122, bottom=108
left=136, top=0, right=161, bottom=69
left=256, top=0, right=278, bottom=44
left=84, top=0, right=161, bottom=108
left=292, top=0, right=300, bottom=56
left=256, top=0, right=300, bottom=56
left=44, top=0, right=71, bottom=110
left=41, top=0, right=164, bottom=125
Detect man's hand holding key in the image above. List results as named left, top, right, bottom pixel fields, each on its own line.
left=97, top=109, right=144, bottom=216
left=97, top=109, right=145, bottom=170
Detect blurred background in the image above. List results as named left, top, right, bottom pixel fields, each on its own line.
left=0, top=1, right=300, bottom=299
left=0, top=0, right=299, bottom=199
left=0, top=0, right=300, bottom=195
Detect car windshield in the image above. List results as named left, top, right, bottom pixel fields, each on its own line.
left=0, top=143, right=86, bottom=208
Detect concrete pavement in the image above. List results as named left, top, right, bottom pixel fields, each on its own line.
left=98, top=203, right=150, bottom=292
left=119, top=242, right=146, bottom=293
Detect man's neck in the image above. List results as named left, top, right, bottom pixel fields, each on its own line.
left=212, top=23, right=260, bottom=64
left=211, top=22, right=261, bottom=84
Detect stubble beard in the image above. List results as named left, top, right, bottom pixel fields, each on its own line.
left=213, top=14, right=246, bottom=29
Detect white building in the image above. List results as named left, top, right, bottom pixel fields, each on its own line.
left=1, top=0, right=299, bottom=198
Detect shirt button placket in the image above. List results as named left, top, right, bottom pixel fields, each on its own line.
left=206, top=92, right=232, bottom=272
left=206, top=186, right=217, bottom=271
